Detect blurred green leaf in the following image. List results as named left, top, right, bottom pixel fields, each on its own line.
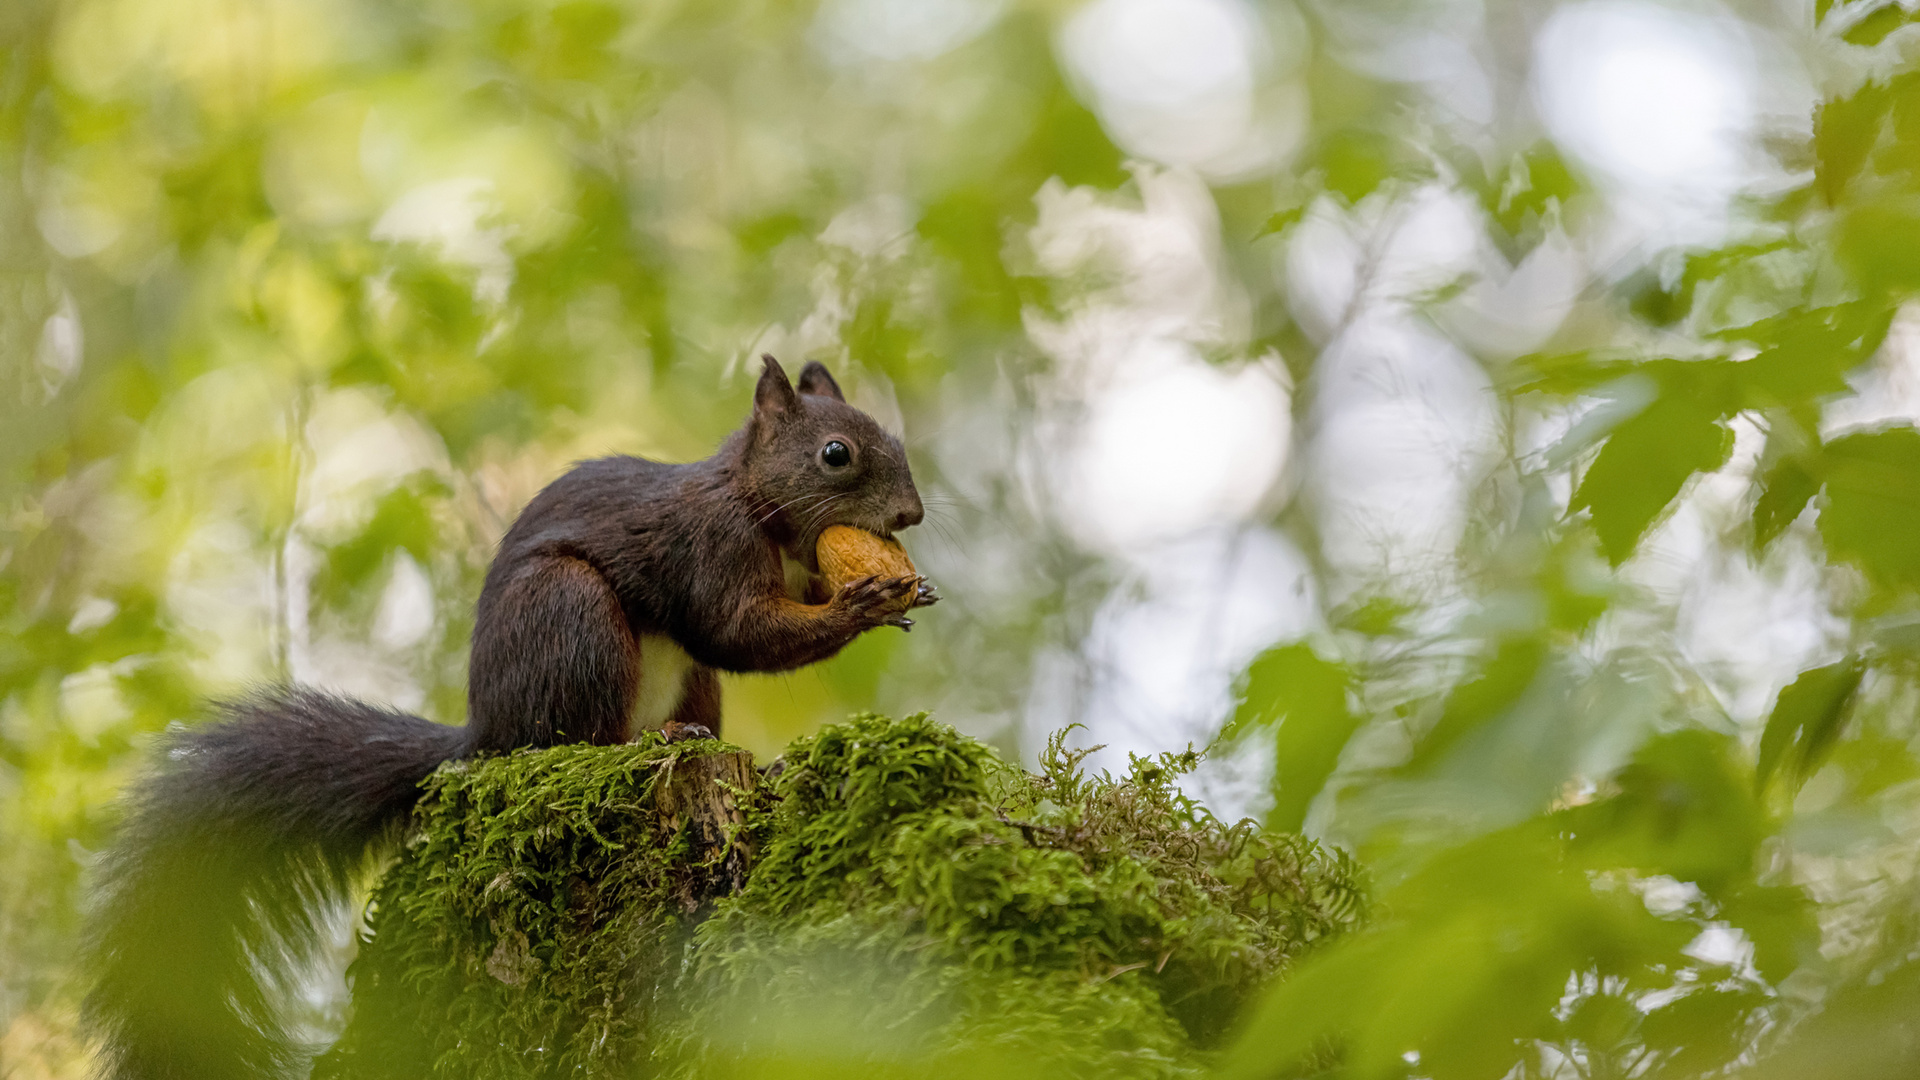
left=735, top=211, right=814, bottom=257
left=1253, top=204, right=1306, bottom=241
left=1232, top=643, right=1360, bottom=833
left=1572, top=370, right=1735, bottom=565
left=1224, top=824, right=1689, bottom=1080
left=1845, top=3, right=1914, bottom=45
left=1567, top=731, right=1768, bottom=896
left=1641, top=988, right=1766, bottom=1077
left=1481, top=141, right=1583, bottom=254
left=1021, top=62, right=1129, bottom=192
left=1505, top=349, right=1639, bottom=395
left=1746, top=952, right=1920, bottom=1078
left=312, top=478, right=448, bottom=609
left=1563, top=991, right=1640, bottom=1052
left=1622, top=239, right=1795, bottom=329
left=1753, top=452, right=1823, bottom=551
left=1318, top=129, right=1395, bottom=205
left=1721, top=884, right=1820, bottom=984
left=1331, top=594, right=1413, bottom=637
left=1814, top=81, right=1892, bottom=204
left=1820, top=426, right=1920, bottom=591
left=1628, top=267, right=1693, bottom=327
left=1724, top=302, right=1895, bottom=407
left=1837, top=193, right=1920, bottom=293
left=919, top=190, right=1025, bottom=331
left=1401, top=636, right=1548, bottom=772
left=1757, top=658, right=1866, bottom=795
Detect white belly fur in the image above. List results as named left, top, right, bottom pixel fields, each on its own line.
left=780, top=548, right=819, bottom=602
left=631, top=633, right=696, bottom=733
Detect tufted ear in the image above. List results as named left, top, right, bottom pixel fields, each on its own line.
left=796, top=361, right=845, bottom=402
left=754, top=354, right=800, bottom=421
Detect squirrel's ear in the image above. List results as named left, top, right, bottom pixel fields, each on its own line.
left=753, top=354, right=800, bottom=422
left=796, top=361, right=845, bottom=402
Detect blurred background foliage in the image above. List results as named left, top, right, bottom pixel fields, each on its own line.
left=8, top=0, right=1920, bottom=1075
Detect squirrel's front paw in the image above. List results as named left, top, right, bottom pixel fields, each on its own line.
left=835, top=573, right=919, bottom=628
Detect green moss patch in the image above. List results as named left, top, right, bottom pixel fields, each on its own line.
left=316, top=715, right=1364, bottom=1079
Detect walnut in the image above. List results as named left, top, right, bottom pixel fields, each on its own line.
left=815, top=525, right=933, bottom=612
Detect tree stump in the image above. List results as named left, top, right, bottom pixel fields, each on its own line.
left=651, top=746, right=758, bottom=912
left=315, top=716, right=1366, bottom=1080
left=313, top=738, right=762, bottom=1080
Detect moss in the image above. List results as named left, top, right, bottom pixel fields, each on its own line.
left=316, top=716, right=1364, bottom=1079
left=314, top=735, right=748, bottom=1080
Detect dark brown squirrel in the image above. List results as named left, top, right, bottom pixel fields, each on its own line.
left=81, top=356, right=936, bottom=1080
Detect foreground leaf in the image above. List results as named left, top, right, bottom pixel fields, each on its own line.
left=1756, top=657, right=1867, bottom=794
left=1572, top=376, right=1734, bottom=565
left=1233, top=644, right=1361, bottom=834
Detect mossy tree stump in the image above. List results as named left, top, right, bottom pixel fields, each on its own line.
left=650, top=748, right=758, bottom=912
left=314, top=738, right=760, bottom=1080
left=316, top=716, right=1366, bottom=1080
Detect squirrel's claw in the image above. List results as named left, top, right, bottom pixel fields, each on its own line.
left=912, top=579, right=941, bottom=607
left=836, top=574, right=922, bottom=630
left=661, top=721, right=715, bottom=743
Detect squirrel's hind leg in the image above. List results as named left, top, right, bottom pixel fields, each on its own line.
left=467, top=555, right=638, bottom=750
left=662, top=665, right=721, bottom=741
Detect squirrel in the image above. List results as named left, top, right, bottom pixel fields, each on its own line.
left=81, top=356, right=934, bottom=1080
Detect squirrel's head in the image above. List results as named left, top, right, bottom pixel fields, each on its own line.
left=738, top=355, right=924, bottom=564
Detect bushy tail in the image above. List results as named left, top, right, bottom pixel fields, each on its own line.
left=82, top=688, right=473, bottom=1080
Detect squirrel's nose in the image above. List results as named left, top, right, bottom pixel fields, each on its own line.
left=893, top=499, right=924, bottom=531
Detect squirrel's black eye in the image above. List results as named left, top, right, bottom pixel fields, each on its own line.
left=821, top=440, right=852, bottom=468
